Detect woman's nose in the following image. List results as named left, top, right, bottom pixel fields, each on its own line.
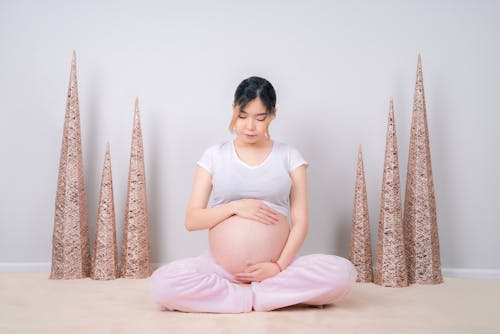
left=246, top=118, right=256, bottom=129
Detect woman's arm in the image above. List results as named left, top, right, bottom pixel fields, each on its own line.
left=185, top=166, right=282, bottom=231
left=234, top=164, right=309, bottom=282
left=275, top=164, right=309, bottom=270
left=184, top=166, right=236, bottom=231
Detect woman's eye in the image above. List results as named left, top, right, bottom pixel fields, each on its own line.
left=238, top=115, right=247, bottom=119
left=257, top=116, right=267, bottom=121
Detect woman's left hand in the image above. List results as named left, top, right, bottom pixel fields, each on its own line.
left=234, top=261, right=281, bottom=283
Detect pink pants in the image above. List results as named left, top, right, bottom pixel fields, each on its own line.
left=149, top=250, right=357, bottom=313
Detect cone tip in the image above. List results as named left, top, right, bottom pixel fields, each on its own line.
left=134, top=97, right=140, bottom=111
left=71, top=50, right=77, bottom=65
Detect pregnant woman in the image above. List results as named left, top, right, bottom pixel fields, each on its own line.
left=150, top=77, right=357, bottom=313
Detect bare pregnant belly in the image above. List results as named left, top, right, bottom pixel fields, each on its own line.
left=208, top=214, right=290, bottom=274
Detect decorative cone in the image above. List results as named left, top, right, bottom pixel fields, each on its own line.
left=50, top=51, right=90, bottom=279
left=120, top=98, right=152, bottom=278
left=91, top=143, right=119, bottom=280
left=403, top=55, right=443, bottom=284
left=349, top=145, right=373, bottom=282
left=374, top=98, right=408, bottom=287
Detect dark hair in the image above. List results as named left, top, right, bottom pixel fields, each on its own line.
left=233, top=76, right=276, bottom=116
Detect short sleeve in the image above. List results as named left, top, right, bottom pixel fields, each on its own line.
left=288, top=145, right=309, bottom=173
left=196, top=146, right=215, bottom=175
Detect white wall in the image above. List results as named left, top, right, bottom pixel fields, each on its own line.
left=0, top=0, right=499, bottom=276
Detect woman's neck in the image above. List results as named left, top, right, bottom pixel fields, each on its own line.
left=234, top=137, right=272, bottom=150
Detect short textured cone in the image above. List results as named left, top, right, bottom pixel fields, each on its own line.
left=349, top=145, right=373, bottom=282
left=50, top=51, right=91, bottom=279
left=91, top=143, right=119, bottom=280
left=120, top=98, right=152, bottom=278
left=403, top=55, right=443, bottom=284
left=374, top=99, right=408, bottom=287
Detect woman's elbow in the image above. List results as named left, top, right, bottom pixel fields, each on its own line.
left=184, top=211, right=194, bottom=232
left=184, top=221, right=193, bottom=232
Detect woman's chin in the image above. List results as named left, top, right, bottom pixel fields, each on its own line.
left=238, top=134, right=264, bottom=144
left=208, top=215, right=289, bottom=274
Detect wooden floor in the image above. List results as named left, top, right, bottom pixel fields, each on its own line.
left=1, top=273, right=499, bottom=333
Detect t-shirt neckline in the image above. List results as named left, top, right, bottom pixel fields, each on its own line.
left=231, top=139, right=275, bottom=169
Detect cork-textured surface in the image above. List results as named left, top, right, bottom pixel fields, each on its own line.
left=91, top=143, right=118, bottom=280
left=120, top=98, right=152, bottom=278
left=50, top=51, right=90, bottom=280
left=374, top=99, right=408, bottom=287
left=349, top=145, right=373, bottom=282
left=403, top=55, right=443, bottom=285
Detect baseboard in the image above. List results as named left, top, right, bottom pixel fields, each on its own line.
left=1, top=263, right=499, bottom=279
left=0, top=263, right=52, bottom=273
left=441, top=268, right=500, bottom=279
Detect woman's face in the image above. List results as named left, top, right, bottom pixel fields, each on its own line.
left=233, top=97, right=274, bottom=144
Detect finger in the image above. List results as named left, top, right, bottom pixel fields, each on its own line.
left=244, top=265, right=259, bottom=273
left=267, top=214, right=280, bottom=224
left=264, top=206, right=280, bottom=217
left=235, top=273, right=256, bottom=280
left=254, top=211, right=273, bottom=225
left=256, top=210, right=275, bottom=224
left=261, top=204, right=280, bottom=217
left=257, top=210, right=278, bottom=224
left=234, top=278, right=250, bottom=284
left=260, top=207, right=280, bottom=223
left=234, top=275, right=252, bottom=282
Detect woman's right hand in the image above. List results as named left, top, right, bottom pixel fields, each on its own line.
left=231, top=199, right=281, bottom=225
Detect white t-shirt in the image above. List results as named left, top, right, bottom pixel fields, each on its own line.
left=196, top=140, right=309, bottom=217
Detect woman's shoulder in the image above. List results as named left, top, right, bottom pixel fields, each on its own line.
left=273, top=140, right=309, bottom=171
left=197, top=140, right=232, bottom=174
left=273, top=140, right=300, bottom=155
left=200, top=140, right=232, bottom=156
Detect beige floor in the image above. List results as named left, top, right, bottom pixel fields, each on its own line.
left=1, top=273, right=499, bottom=334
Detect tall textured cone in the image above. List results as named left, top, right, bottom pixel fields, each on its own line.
left=91, top=143, right=119, bottom=280
left=403, top=55, right=443, bottom=284
left=120, top=98, right=152, bottom=278
left=50, top=51, right=90, bottom=279
left=374, top=98, right=408, bottom=287
left=349, top=145, right=373, bottom=282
